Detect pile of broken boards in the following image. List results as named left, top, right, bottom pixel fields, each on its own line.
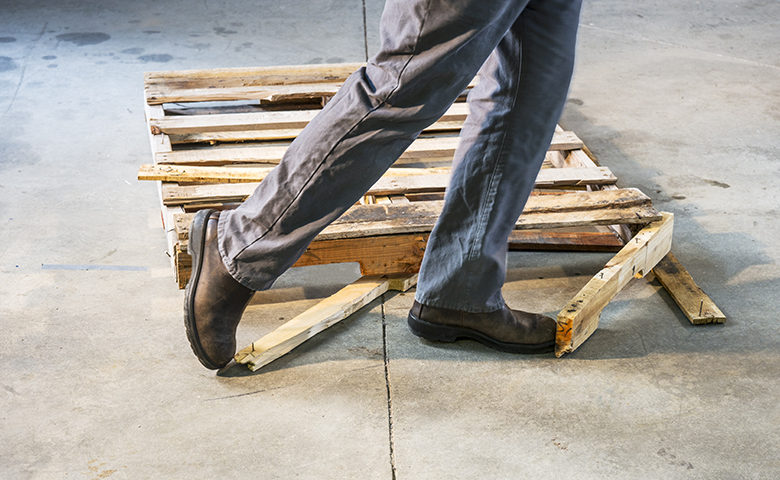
left=138, top=62, right=724, bottom=368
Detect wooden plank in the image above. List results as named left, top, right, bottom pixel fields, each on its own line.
left=555, top=212, right=674, bottom=357
left=172, top=189, right=658, bottom=242
left=143, top=165, right=454, bottom=185
left=652, top=252, right=726, bottom=325
left=152, top=103, right=469, bottom=140
left=564, top=147, right=633, bottom=243
left=318, top=205, right=660, bottom=240
left=154, top=131, right=583, bottom=165
left=145, top=62, right=362, bottom=86
left=172, top=227, right=625, bottom=289
left=144, top=163, right=614, bottom=191
left=233, top=274, right=417, bottom=371
left=145, top=63, right=477, bottom=104
left=158, top=166, right=617, bottom=206
left=161, top=126, right=580, bottom=152
left=174, top=232, right=429, bottom=288
left=154, top=135, right=459, bottom=166
left=558, top=134, right=723, bottom=325
left=143, top=102, right=182, bottom=274
left=145, top=63, right=363, bottom=104
left=138, top=164, right=276, bottom=183
left=507, top=228, right=623, bottom=252
left=150, top=104, right=582, bottom=149
left=296, top=233, right=428, bottom=275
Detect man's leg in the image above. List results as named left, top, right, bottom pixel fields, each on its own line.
left=408, top=0, right=583, bottom=351
left=218, top=0, right=533, bottom=291
left=185, top=0, right=533, bottom=369
left=416, top=0, right=584, bottom=312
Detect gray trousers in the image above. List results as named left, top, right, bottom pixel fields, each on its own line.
left=218, top=0, right=582, bottom=312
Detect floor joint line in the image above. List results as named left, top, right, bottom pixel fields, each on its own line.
left=361, top=0, right=369, bottom=62
left=380, top=295, right=398, bottom=480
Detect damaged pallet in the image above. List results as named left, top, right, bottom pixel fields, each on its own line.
left=138, top=62, right=723, bottom=366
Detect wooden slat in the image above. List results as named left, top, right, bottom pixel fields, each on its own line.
left=145, top=63, right=477, bottom=105
left=652, top=252, right=726, bottom=325
left=154, top=136, right=450, bottom=165
left=144, top=165, right=453, bottom=185
left=144, top=163, right=615, bottom=192
left=149, top=105, right=582, bottom=151
left=172, top=189, right=659, bottom=245
left=143, top=102, right=182, bottom=274
left=145, top=62, right=363, bottom=86
left=175, top=232, right=429, bottom=288
left=319, top=205, right=660, bottom=240
left=508, top=228, right=623, bottom=252
left=555, top=212, right=674, bottom=357
left=150, top=103, right=469, bottom=140
left=138, top=164, right=276, bottom=183
left=158, top=166, right=616, bottom=206
left=234, top=274, right=417, bottom=371
left=154, top=131, right=582, bottom=166
left=145, top=63, right=363, bottom=104
left=155, top=135, right=461, bottom=166
left=562, top=147, right=633, bottom=243
left=172, top=228, right=625, bottom=288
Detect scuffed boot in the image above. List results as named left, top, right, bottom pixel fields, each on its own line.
left=407, top=301, right=555, bottom=353
left=184, top=209, right=254, bottom=369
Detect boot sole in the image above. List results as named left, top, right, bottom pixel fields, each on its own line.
left=407, top=311, right=554, bottom=354
left=183, top=209, right=224, bottom=370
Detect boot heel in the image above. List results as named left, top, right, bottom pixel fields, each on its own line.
left=407, top=313, right=458, bottom=343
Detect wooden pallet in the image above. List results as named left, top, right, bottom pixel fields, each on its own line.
left=139, top=63, right=724, bottom=364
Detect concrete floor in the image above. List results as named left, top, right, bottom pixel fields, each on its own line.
left=1, top=1, right=778, bottom=478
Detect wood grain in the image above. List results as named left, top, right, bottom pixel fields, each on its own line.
left=652, top=252, right=726, bottom=324
left=234, top=274, right=417, bottom=371
left=157, top=166, right=617, bottom=206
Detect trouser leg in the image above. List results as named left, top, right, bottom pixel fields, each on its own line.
left=218, top=0, right=532, bottom=290
left=415, top=0, right=583, bottom=312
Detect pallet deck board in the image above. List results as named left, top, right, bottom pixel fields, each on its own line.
left=154, top=131, right=582, bottom=165
left=155, top=166, right=616, bottom=205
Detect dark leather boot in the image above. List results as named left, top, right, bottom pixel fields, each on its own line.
left=184, top=209, right=254, bottom=369
left=407, top=300, right=556, bottom=353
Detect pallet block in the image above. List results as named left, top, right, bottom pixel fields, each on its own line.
left=138, top=63, right=724, bottom=366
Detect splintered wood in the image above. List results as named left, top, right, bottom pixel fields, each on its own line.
left=138, top=62, right=723, bottom=365
left=555, top=213, right=674, bottom=357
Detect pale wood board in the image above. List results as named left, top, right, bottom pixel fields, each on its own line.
left=158, top=166, right=617, bottom=206
left=145, top=62, right=477, bottom=104
left=172, top=189, right=658, bottom=242
left=555, top=212, right=674, bottom=357
left=652, top=252, right=726, bottom=324
left=153, top=132, right=582, bottom=166
left=143, top=102, right=181, bottom=271
left=150, top=102, right=467, bottom=135
left=234, top=274, right=417, bottom=371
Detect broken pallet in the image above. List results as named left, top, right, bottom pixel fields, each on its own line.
left=138, top=62, right=723, bottom=364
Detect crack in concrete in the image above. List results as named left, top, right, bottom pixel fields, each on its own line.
left=361, top=0, right=369, bottom=62
left=380, top=295, right=398, bottom=480
left=3, top=21, right=48, bottom=117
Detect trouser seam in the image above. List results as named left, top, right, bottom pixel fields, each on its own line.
left=465, top=39, right=524, bottom=264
